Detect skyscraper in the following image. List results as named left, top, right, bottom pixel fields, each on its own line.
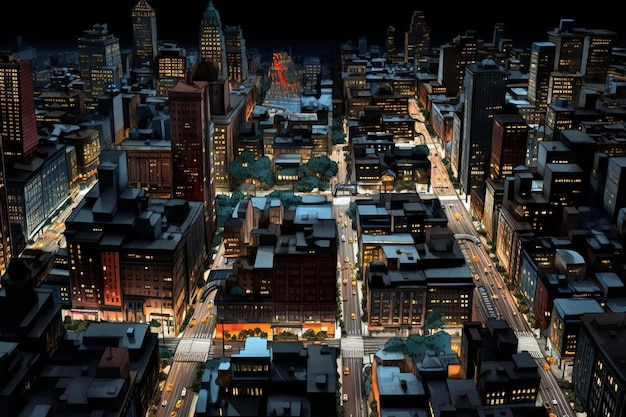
left=224, top=25, right=249, bottom=84
left=0, top=52, right=38, bottom=162
left=169, top=71, right=214, bottom=249
left=77, top=23, right=123, bottom=108
left=404, top=11, right=430, bottom=64
left=527, top=42, right=556, bottom=116
left=131, top=0, right=158, bottom=69
left=199, top=0, right=227, bottom=79
left=460, top=59, right=508, bottom=194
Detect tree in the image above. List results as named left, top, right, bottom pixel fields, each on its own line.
left=423, top=310, right=445, bottom=335
left=411, top=144, right=430, bottom=158
left=251, top=155, right=276, bottom=186
left=383, top=336, right=406, bottom=353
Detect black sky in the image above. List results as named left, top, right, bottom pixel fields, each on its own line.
left=3, top=1, right=625, bottom=56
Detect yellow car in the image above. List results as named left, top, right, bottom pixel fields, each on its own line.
left=348, top=237, right=353, bottom=244
left=175, top=399, right=184, bottom=409
left=166, top=383, right=173, bottom=392
left=350, top=313, right=356, bottom=320
left=170, top=412, right=177, bottom=417
left=189, top=318, right=196, bottom=328
left=201, top=314, right=210, bottom=323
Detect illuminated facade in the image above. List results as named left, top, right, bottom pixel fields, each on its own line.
left=65, top=151, right=206, bottom=334
left=527, top=42, right=555, bottom=117
left=574, top=313, right=626, bottom=417
left=489, top=113, right=529, bottom=180
left=224, top=25, right=249, bottom=84
left=404, top=11, right=430, bottom=64
left=77, top=23, right=123, bottom=108
left=199, top=0, right=227, bottom=79
left=460, top=59, right=507, bottom=194
left=0, top=52, right=38, bottom=161
left=131, top=0, right=158, bottom=69
left=155, top=43, right=188, bottom=97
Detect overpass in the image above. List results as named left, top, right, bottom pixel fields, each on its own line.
left=454, top=233, right=481, bottom=245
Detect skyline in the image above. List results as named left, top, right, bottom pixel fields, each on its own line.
left=3, top=1, right=626, bottom=56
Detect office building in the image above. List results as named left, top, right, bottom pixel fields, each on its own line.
left=169, top=72, right=213, bottom=248
left=224, top=25, right=249, bottom=85
left=131, top=0, right=158, bottom=69
left=574, top=312, right=626, bottom=417
left=404, top=11, right=431, bottom=64
left=155, top=42, right=188, bottom=97
left=77, top=23, right=123, bottom=108
left=459, top=59, right=508, bottom=195
left=64, top=150, right=206, bottom=333
left=527, top=41, right=555, bottom=120
left=199, top=0, right=227, bottom=79
left=489, top=113, right=529, bottom=180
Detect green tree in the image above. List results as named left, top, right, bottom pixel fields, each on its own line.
left=251, top=155, right=276, bottom=186
left=383, top=337, right=406, bottom=353
left=411, top=144, right=430, bottom=158
left=307, top=155, right=338, bottom=180
left=423, top=310, right=445, bottom=335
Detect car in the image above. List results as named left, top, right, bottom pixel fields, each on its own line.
left=166, top=383, right=173, bottom=392
left=348, top=237, right=354, bottom=244
left=181, top=387, right=187, bottom=397
left=349, top=263, right=355, bottom=270
left=175, top=399, right=184, bottom=409
left=201, top=314, right=210, bottom=323
left=552, top=399, right=558, bottom=405
left=473, top=274, right=480, bottom=281
left=352, top=290, right=356, bottom=295
left=492, top=294, right=499, bottom=300
left=496, top=284, right=502, bottom=289
left=341, top=234, right=346, bottom=242
left=512, top=311, right=517, bottom=316
left=342, top=393, right=348, bottom=402
left=350, top=313, right=356, bottom=320
left=162, top=400, right=168, bottom=407
left=342, top=279, right=347, bottom=285
left=189, top=318, right=196, bottom=328
left=170, top=412, right=177, bottom=417
left=484, top=267, right=489, bottom=273
left=472, top=255, right=479, bottom=263
left=224, top=345, right=232, bottom=351
left=344, top=256, right=349, bottom=263
left=343, top=366, right=350, bottom=375
left=351, top=280, right=356, bottom=287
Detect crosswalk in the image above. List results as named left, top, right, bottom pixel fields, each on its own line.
left=516, top=331, right=544, bottom=358
left=174, top=338, right=212, bottom=362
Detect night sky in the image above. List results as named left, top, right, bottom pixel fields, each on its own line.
left=2, top=1, right=625, bottom=56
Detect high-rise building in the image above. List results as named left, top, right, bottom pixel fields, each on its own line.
left=386, top=25, right=397, bottom=58
left=155, top=42, right=188, bottom=97
left=527, top=42, right=556, bottom=116
left=460, top=59, right=507, bottom=194
left=199, top=0, right=227, bottom=79
left=489, top=113, right=529, bottom=180
left=169, top=72, right=214, bottom=248
left=0, top=52, right=38, bottom=162
left=131, top=0, right=158, bottom=69
left=224, top=25, right=249, bottom=84
left=404, top=11, right=430, bottom=64
left=77, top=23, right=123, bottom=107
left=437, top=32, right=478, bottom=97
